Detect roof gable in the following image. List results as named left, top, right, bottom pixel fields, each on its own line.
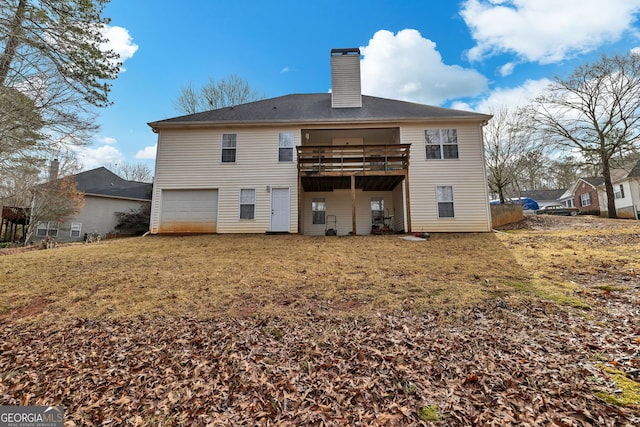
left=149, top=94, right=491, bottom=129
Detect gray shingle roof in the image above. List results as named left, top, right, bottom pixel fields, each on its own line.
left=148, top=94, right=491, bottom=128
left=520, top=189, right=566, bottom=202
left=582, top=177, right=605, bottom=187
left=74, top=167, right=152, bottom=200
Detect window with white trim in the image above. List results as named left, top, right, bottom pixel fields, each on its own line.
left=425, top=129, right=458, bottom=159
left=240, top=189, right=255, bottom=219
left=70, top=222, right=82, bottom=238
left=36, top=221, right=59, bottom=237
left=580, top=192, right=592, bottom=207
left=278, top=132, right=294, bottom=162
left=312, top=199, right=326, bottom=225
left=222, top=133, right=237, bottom=163
left=436, top=186, right=455, bottom=218
left=614, top=184, right=625, bottom=199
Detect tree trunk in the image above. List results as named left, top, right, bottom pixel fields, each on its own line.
left=601, top=154, right=618, bottom=218
left=0, top=0, right=27, bottom=86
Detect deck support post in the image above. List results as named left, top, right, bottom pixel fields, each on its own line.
left=297, top=175, right=303, bottom=234
left=351, top=175, right=356, bottom=235
left=404, top=174, right=411, bottom=233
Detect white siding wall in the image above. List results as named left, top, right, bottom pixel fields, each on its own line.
left=613, top=182, right=633, bottom=210
left=151, top=120, right=492, bottom=234
left=151, top=127, right=299, bottom=234
left=58, top=196, right=148, bottom=242
left=403, top=123, right=491, bottom=232
left=600, top=180, right=640, bottom=219
left=302, top=190, right=395, bottom=236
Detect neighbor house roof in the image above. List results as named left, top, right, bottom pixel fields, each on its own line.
left=560, top=177, right=604, bottom=200
left=607, top=160, right=640, bottom=183
left=581, top=177, right=605, bottom=187
left=520, top=189, right=566, bottom=202
left=148, top=94, right=492, bottom=129
left=74, top=167, right=152, bottom=201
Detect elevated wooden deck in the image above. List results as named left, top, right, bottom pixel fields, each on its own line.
left=297, top=144, right=410, bottom=176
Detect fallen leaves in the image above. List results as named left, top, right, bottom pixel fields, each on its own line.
left=1, top=301, right=638, bottom=426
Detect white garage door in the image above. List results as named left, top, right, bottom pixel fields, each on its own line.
left=159, top=189, right=218, bottom=233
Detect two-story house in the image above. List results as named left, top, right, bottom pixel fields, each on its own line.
left=596, top=160, right=640, bottom=219
left=147, top=48, right=492, bottom=235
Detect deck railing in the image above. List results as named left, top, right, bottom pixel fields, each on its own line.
left=297, top=144, right=410, bottom=175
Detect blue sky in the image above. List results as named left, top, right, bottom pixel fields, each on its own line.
left=80, top=0, right=640, bottom=173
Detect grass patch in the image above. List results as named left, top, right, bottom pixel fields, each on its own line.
left=417, top=404, right=442, bottom=422
left=593, top=284, right=626, bottom=292
left=500, top=279, right=590, bottom=309
left=1, top=219, right=639, bottom=323
left=0, top=233, right=529, bottom=322
left=595, top=366, right=640, bottom=407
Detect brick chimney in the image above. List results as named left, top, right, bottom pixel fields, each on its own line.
left=48, top=159, right=59, bottom=181
left=331, top=48, right=362, bottom=108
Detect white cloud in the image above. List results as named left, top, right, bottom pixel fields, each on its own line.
left=632, top=46, right=640, bottom=55
left=461, top=0, right=640, bottom=63
left=360, top=29, right=488, bottom=105
left=499, top=62, right=516, bottom=76
left=100, top=136, right=117, bottom=145
left=100, top=25, right=139, bottom=70
left=135, top=145, right=157, bottom=160
left=280, top=67, right=290, bottom=74
left=76, top=145, right=123, bottom=170
left=452, top=78, right=552, bottom=113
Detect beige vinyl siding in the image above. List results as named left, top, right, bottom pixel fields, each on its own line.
left=151, top=127, right=299, bottom=234
left=403, top=123, right=491, bottom=232
left=302, top=190, right=395, bottom=236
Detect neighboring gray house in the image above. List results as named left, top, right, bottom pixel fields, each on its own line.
left=36, top=167, right=152, bottom=242
left=147, top=48, right=493, bottom=235
left=596, top=161, right=640, bottom=219
left=520, top=189, right=566, bottom=208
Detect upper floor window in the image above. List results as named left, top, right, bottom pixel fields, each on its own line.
left=436, top=186, right=455, bottom=218
left=279, top=132, right=294, bottom=162
left=240, top=189, right=255, bottom=220
left=580, top=192, right=592, bottom=207
left=614, top=184, right=625, bottom=199
left=425, top=129, right=458, bottom=159
left=222, top=133, right=237, bottom=163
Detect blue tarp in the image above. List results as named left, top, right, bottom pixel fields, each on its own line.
left=490, top=197, right=540, bottom=211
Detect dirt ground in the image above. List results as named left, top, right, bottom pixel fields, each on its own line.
left=0, top=216, right=639, bottom=426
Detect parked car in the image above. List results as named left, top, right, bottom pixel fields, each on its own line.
left=535, top=204, right=579, bottom=216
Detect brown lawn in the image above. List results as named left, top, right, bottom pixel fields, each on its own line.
left=0, top=215, right=638, bottom=425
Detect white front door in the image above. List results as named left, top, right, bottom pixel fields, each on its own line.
left=271, top=188, right=290, bottom=232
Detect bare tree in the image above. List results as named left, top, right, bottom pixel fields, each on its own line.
left=0, top=0, right=120, bottom=162
left=484, top=107, right=539, bottom=202
left=108, top=161, right=153, bottom=183
left=529, top=53, right=640, bottom=218
left=175, top=74, right=266, bottom=114
left=24, top=175, right=84, bottom=245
